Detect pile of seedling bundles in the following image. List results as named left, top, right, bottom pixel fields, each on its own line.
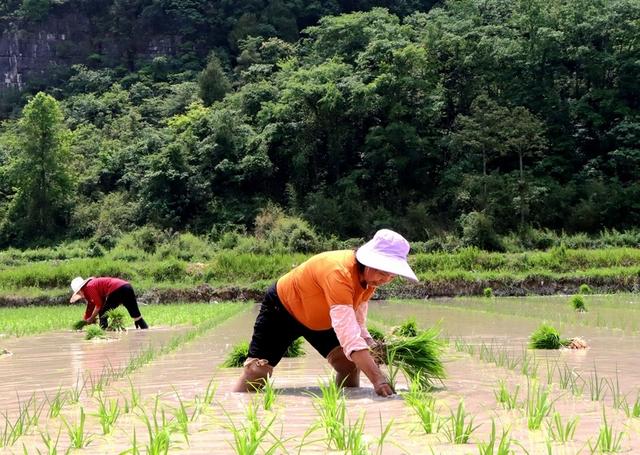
left=529, top=323, right=589, bottom=350
left=71, top=308, right=128, bottom=340
left=370, top=319, right=446, bottom=390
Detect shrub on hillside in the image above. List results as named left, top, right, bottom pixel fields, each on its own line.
left=459, top=211, right=503, bottom=251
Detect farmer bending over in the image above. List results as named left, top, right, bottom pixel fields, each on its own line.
left=233, top=229, right=418, bottom=397
left=70, top=277, right=149, bottom=330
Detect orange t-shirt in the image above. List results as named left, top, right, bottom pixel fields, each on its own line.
left=276, top=250, right=376, bottom=330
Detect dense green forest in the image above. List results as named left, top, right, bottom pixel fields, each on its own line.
left=0, top=0, right=639, bottom=250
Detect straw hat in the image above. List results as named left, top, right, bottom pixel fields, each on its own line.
left=69, top=276, right=93, bottom=302
left=356, top=229, right=418, bottom=281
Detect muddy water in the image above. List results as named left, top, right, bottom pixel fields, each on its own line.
left=2, top=301, right=640, bottom=454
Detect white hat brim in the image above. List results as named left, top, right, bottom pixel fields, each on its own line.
left=356, top=248, right=419, bottom=282
left=69, top=277, right=93, bottom=303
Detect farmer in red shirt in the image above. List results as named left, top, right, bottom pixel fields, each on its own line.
left=70, top=277, right=149, bottom=329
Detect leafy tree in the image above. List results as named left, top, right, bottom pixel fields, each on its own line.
left=198, top=53, right=232, bottom=106
left=0, top=92, right=72, bottom=246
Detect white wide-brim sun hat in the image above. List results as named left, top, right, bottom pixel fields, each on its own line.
left=69, top=276, right=94, bottom=303
left=356, top=229, right=419, bottom=281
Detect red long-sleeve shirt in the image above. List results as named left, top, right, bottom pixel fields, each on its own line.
left=83, top=277, right=128, bottom=320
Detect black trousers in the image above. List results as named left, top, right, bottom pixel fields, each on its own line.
left=99, top=284, right=141, bottom=329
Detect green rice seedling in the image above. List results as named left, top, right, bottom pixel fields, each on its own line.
left=259, top=377, right=279, bottom=411
left=544, top=360, right=555, bottom=385
left=105, top=308, right=127, bottom=331
left=122, top=378, right=141, bottom=414
left=579, top=283, right=592, bottom=294
left=525, top=379, right=554, bottom=430
left=36, top=428, right=62, bottom=455
left=477, top=419, right=514, bottom=455
left=283, top=337, right=305, bottom=357
left=557, top=363, right=576, bottom=390
left=170, top=388, right=190, bottom=445
left=384, top=326, right=445, bottom=390
left=374, top=413, right=394, bottom=455
left=21, top=393, right=45, bottom=430
left=202, top=378, right=217, bottom=407
left=494, top=380, right=520, bottom=410
left=529, top=324, right=568, bottom=349
left=383, top=349, right=401, bottom=392
left=442, top=400, right=479, bottom=444
left=570, top=294, right=587, bottom=312
left=483, top=287, right=493, bottom=298
left=623, top=394, right=640, bottom=419
left=85, top=325, right=107, bottom=340
left=45, top=387, right=67, bottom=418
left=520, top=348, right=539, bottom=378
left=139, top=396, right=173, bottom=455
left=546, top=411, right=578, bottom=443
left=223, top=400, right=284, bottom=455
left=588, top=365, right=607, bottom=401
left=71, top=320, right=87, bottom=331
left=1, top=411, right=25, bottom=447
left=63, top=408, right=93, bottom=449
left=95, top=394, right=121, bottom=435
left=606, top=369, right=626, bottom=410
left=310, top=379, right=347, bottom=449
left=341, top=413, right=369, bottom=455
left=222, top=341, right=249, bottom=368
left=391, top=318, right=420, bottom=337
left=588, top=408, right=625, bottom=453
left=367, top=325, right=386, bottom=342
left=404, top=376, right=440, bottom=434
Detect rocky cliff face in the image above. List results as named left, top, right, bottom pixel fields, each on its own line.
left=0, top=11, right=178, bottom=91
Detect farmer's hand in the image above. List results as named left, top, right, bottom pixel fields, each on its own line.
left=374, top=381, right=394, bottom=397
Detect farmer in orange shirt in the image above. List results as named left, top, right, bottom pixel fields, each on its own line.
left=70, top=277, right=149, bottom=330
left=233, top=229, right=418, bottom=397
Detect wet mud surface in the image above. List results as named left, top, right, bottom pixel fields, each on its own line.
left=2, top=299, right=640, bottom=453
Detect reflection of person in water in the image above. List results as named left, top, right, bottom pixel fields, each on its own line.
left=233, top=229, right=418, bottom=397
left=70, top=277, right=149, bottom=330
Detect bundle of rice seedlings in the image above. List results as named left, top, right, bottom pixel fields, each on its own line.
left=72, top=320, right=88, bottom=331
left=105, top=308, right=127, bottom=331
left=391, top=318, right=420, bottom=337
left=367, top=325, right=386, bottom=342
left=283, top=337, right=305, bottom=358
left=85, top=325, right=107, bottom=340
left=383, top=326, right=446, bottom=390
left=222, top=341, right=249, bottom=367
left=570, top=295, right=587, bottom=312
left=529, top=324, right=570, bottom=349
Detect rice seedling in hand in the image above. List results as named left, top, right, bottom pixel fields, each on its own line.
left=71, top=320, right=87, bottom=331
left=528, top=324, right=569, bottom=349
left=570, top=294, right=587, bottom=312
left=391, top=318, right=420, bottom=337
left=383, top=325, right=446, bottom=390
left=222, top=341, right=249, bottom=367
left=105, top=308, right=127, bottom=331
left=85, top=325, right=107, bottom=340
left=367, top=325, right=386, bottom=342
left=283, top=337, right=305, bottom=357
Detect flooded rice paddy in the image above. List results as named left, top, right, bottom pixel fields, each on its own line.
left=2, top=294, right=640, bottom=453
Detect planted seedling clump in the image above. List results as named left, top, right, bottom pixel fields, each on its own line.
left=570, top=294, right=587, bottom=312
left=85, top=325, right=107, bottom=340
left=529, top=324, right=587, bottom=350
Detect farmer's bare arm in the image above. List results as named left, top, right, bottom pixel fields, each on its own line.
left=85, top=307, right=99, bottom=323
left=350, top=349, right=393, bottom=396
